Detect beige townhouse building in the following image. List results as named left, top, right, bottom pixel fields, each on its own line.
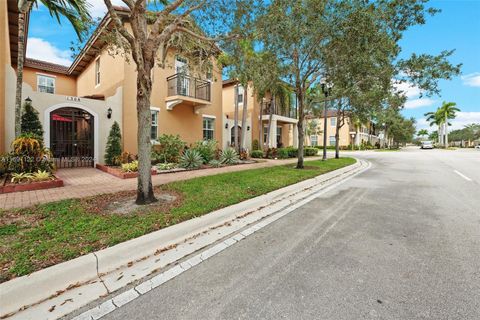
left=221, top=79, right=299, bottom=150
left=305, top=111, right=385, bottom=148
left=1, top=2, right=223, bottom=166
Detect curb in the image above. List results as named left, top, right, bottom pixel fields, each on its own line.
left=0, top=159, right=368, bottom=320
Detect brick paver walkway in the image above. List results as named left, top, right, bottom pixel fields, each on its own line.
left=0, top=157, right=325, bottom=209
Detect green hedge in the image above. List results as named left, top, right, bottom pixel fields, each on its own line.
left=251, top=150, right=264, bottom=158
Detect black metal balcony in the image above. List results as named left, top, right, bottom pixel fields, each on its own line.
left=263, top=102, right=297, bottom=119
left=167, top=73, right=211, bottom=102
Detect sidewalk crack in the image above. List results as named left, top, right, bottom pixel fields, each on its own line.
left=93, top=252, right=110, bottom=294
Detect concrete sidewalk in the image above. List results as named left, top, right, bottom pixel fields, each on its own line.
left=0, top=157, right=326, bottom=210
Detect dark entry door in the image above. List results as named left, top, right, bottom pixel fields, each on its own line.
left=50, top=107, right=94, bottom=168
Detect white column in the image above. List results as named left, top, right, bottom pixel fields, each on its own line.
left=293, top=123, right=299, bottom=148
left=269, top=119, right=277, bottom=148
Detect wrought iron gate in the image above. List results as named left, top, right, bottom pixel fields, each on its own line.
left=50, top=107, right=94, bottom=168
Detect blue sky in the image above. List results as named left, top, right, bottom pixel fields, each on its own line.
left=27, top=0, right=480, bottom=132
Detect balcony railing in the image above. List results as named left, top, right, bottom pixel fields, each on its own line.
left=263, top=102, right=297, bottom=119
left=167, top=73, right=211, bottom=102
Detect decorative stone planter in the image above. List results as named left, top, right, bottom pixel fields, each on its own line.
left=96, top=164, right=158, bottom=179
left=0, top=177, right=64, bottom=194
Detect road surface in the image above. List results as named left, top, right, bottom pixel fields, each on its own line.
left=103, top=148, right=480, bottom=320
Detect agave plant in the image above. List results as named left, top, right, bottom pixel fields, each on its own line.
left=208, top=159, right=222, bottom=168
left=179, top=149, right=203, bottom=169
left=10, top=172, right=34, bottom=184
left=220, top=148, right=240, bottom=165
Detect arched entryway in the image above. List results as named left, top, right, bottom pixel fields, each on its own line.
left=48, top=107, right=95, bottom=168
left=230, top=125, right=243, bottom=147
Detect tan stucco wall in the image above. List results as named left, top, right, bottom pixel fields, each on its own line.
left=76, top=49, right=125, bottom=98
left=22, top=66, right=77, bottom=96
left=0, top=1, right=10, bottom=153
left=122, top=50, right=224, bottom=154
left=306, top=117, right=352, bottom=147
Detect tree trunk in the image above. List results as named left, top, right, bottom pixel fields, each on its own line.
left=240, top=86, right=248, bottom=151
left=15, top=5, right=31, bottom=137
left=234, top=84, right=239, bottom=151
left=135, top=70, right=156, bottom=205
left=322, top=100, right=328, bottom=160
left=258, top=98, right=263, bottom=150
left=296, top=90, right=305, bottom=169
left=444, top=117, right=448, bottom=147
left=265, top=97, right=274, bottom=150
left=335, top=114, right=341, bottom=159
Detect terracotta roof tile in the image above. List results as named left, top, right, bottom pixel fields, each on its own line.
left=24, top=58, right=70, bottom=74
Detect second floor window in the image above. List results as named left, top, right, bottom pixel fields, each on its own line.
left=151, top=110, right=159, bottom=140
left=37, top=75, right=55, bottom=94
left=95, top=58, right=101, bottom=86
left=236, top=85, right=244, bottom=104
left=331, top=117, right=336, bottom=127
left=310, top=135, right=318, bottom=146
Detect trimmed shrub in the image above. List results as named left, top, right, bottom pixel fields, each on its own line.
left=252, top=139, right=260, bottom=151
left=277, top=148, right=289, bottom=159
left=285, top=147, right=298, bottom=158
left=220, top=148, right=239, bottom=165
left=192, top=140, right=217, bottom=164
left=179, top=149, right=203, bottom=169
left=153, top=134, right=186, bottom=163
left=21, top=100, right=43, bottom=140
left=105, top=121, right=122, bottom=165
left=157, top=162, right=177, bottom=170
left=251, top=150, right=264, bottom=158
left=304, top=147, right=318, bottom=156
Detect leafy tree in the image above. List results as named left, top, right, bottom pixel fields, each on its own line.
left=101, top=0, right=255, bottom=204
left=15, top=0, right=91, bottom=137
left=20, top=100, right=43, bottom=140
left=105, top=121, right=122, bottom=166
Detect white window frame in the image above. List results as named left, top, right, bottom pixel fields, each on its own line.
left=329, top=135, right=336, bottom=146
left=150, top=109, right=159, bottom=141
left=203, top=116, right=215, bottom=140
left=95, top=57, right=101, bottom=86
left=310, top=135, right=318, bottom=146
left=237, top=85, right=244, bottom=104
left=37, top=74, right=55, bottom=94
left=331, top=117, right=336, bottom=127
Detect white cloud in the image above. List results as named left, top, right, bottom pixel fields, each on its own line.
left=404, top=98, right=436, bottom=109
left=86, top=0, right=125, bottom=18
left=393, top=80, right=436, bottom=109
left=461, top=73, right=480, bottom=87
left=394, top=81, right=422, bottom=99
left=26, top=38, right=72, bottom=66
left=449, top=112, right=480, bottom=130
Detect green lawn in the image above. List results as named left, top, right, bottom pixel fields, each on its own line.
left=0, top=157, right=355, bottom=282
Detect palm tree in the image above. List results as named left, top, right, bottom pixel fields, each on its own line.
left=15, top=0, right=91, bottom=137
left=437, top=102, right=460, bottom=147
left=424, top=110, right=443, bottom=145
left=417, top=129, right=429, bottom=140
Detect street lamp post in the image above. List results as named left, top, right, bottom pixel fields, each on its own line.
left=321, top=79, right=333, bottom=161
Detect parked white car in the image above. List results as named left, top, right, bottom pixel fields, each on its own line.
left=475, top=145, right=480, bottom=149
left=421, top=141, right=434, bottom=149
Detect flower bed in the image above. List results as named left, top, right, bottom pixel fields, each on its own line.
left=0, top=175, right=63, bottom=194
left=96, top=163, right=158, bottom=179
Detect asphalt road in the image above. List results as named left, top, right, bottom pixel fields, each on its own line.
left=104, top=148, right=480, bottom=320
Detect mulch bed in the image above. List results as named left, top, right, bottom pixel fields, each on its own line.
left=96, top=164, right=158, bottom=179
